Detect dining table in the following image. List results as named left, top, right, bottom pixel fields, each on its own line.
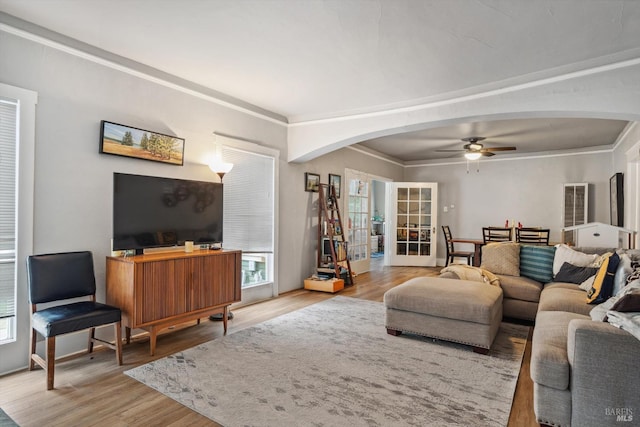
left=448, top=238, right=484, bottom=267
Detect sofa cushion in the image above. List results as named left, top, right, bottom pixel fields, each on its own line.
left=480, top=242, right=520, bottom=276
left=519, top=245, right=555, bottom=283
left=531, top=310, right=590, bottom=390
left=538, top=286, right=593, bottom=316
left=497, top=274, right=542, bottom=303
left=587, top=252, right=620, bottom=304
left=552, top=244, right=599, bottom=277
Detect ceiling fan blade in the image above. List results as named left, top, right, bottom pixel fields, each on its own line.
left=481, top=151, right=496, bottom=157
left=483, top=146, right=517, bottom=152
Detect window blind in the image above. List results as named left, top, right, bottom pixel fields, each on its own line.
left=0, top=99, right=17, bottom=319
left=222, top=147, right=274, bottom=253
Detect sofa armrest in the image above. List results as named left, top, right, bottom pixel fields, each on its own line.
left=568, top=319, right=640, bottom=426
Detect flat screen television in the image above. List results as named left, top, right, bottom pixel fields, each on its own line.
left=112, top=172, right=223, bottom=252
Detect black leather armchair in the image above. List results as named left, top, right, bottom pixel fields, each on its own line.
left=27, top=251, right=123, bottom=390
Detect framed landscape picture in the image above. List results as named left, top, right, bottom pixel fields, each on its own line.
left=100, top=120, right=185, bottom=165
left=328, top=173, right=342, bottom=198
left=305, top=172, right=320, bottom=192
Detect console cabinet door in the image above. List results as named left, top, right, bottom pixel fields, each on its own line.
left=190, top=253, right=238, bottom=311
left=138, top=259, right=189, bottom=324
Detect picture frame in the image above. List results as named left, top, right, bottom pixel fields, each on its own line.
left=100, top=120, right=185, bottom=166
left=305, top=172, right=320, bottom=192
left=610, top=172, right=624, bottom=226
left=328, top=173, right=342, bottom=198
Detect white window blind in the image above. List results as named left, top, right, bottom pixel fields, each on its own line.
left=0, top=99, right=17, bottom=320
left=222, top=147, right=274, bottom=253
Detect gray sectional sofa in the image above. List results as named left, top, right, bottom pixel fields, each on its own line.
left=440, top=245, right=640, bottom=427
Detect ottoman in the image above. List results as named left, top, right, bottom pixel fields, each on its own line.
left=383, top=276, right=503, bottom=353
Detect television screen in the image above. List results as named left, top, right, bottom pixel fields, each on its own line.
left=113, top=173, right=223, bottom=251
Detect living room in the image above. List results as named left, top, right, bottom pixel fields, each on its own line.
left=1, top=1, right=640, bottom=426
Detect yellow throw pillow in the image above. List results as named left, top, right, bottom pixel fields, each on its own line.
left=587, top=253, right=620, bottom=304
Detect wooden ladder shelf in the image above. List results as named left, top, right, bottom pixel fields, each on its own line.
left=317, top=183, right=354, bottom=286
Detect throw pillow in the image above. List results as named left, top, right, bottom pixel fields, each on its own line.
left=554, top=262, right=599, bottom=285
left=519, top=245, right=556, bottom=283
left=579, top=275, right=596, bottom=292
left=625, top=262, right=640, bottom=285
left=552, top=244, right=599, bottom=277
left=480, top=242, right=520, bottom=276
left=610, top=290, right=640, bottom=312
left=588, top=252, right=614, bottom=268
left=587, top=253, right=620, bottom=304
left=613, top=253, right=633, bottom=296
left=603, top=290, right=640, bottom=322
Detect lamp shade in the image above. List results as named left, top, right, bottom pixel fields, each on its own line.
left=209, top=156, right=234, bottom=179
left=464, top=152, right=482, bottom=161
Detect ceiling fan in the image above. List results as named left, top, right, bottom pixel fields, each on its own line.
left=437, top=137, right=517, bottom=160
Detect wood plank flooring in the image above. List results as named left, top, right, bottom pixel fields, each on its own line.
left=0, top=264, right=536, bottom=426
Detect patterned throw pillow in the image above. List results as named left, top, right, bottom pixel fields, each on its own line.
left=480, top=242, right=520, bottom=276
left=519, top=245, right=556, bottom=283
left=625, top=261, right=640, bottom=285
left=587, top=253, right=620, bottom=304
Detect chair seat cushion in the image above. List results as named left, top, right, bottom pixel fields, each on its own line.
left=32, top=301, right=121, bottom=337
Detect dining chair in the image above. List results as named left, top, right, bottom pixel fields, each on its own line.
left=516, top=227, right=550, bottom=245
left=27, top=251, right=123, bottom=390
left=442, top=225, right=474, bottom=266
left=482, top=227, right=513, bottom=244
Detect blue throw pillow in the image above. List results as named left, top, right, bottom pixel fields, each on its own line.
left=520, top=245, right=556, bottom=283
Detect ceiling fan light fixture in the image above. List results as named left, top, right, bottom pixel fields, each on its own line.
left=468, top=142, right=483, bottom=150
left=464, top=151, right=482, bottom=161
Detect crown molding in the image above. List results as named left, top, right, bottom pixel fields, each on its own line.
left=0, top=12, right=288, bottom=126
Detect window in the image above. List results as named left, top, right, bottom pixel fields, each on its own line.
left=222, top=144, right=276, bottom=291
left=0, top=98, right=17, bottom=343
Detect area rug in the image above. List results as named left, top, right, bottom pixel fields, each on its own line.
left=125, top=296, right=528, bottom=427
left=0, top=408, right=18, bottom=427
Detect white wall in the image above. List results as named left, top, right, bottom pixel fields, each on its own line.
left=404, top=152, right=613, bottom=263
left=0, top=30, right=289, bottom=370
left=612, top=123, right=640, bottom=243
left=283, top=147, right=403, bottom=286
left=0, top=29, right=405, bottom=372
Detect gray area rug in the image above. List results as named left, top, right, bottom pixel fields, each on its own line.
left=125, top=296, right=528, bottom=427
left=0, top=408, right=18, bottom=427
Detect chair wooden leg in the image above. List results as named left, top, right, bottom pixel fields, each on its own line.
left=114, top=321, right=123, bottom=366
left=88, top=327, right=96, bottom=353
left=46, top=336, right=56, bottom=390
left=29, top=328, right=37, bottom=371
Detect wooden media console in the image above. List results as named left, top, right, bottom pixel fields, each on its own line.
left=106, top=249, right=241, bottom=355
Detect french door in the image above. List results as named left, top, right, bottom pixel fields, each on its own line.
left=387, top=182, right=438, bottom=267
left=344, top=169, right=370, bottom=274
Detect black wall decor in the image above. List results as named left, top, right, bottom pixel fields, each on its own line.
left=610, top=172, right=624, bottom=226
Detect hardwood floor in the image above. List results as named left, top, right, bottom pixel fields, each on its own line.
left=0, top=265, right=537, bottom=426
